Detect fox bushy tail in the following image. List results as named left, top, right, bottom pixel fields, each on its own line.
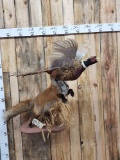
left=3, top=99, right=34, bottom=121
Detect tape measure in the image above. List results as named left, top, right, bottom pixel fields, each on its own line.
left=0, top=22, right=120, bottom=38
left=0, top=54, right=9, bottom=159
left=0, top=22, right=119, bottom=160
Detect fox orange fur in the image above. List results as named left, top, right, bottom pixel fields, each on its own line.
left=3, top=79, right=64, bottom=123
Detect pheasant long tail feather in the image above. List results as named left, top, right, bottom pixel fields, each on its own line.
left=10, top=71, right=44, bottom=77
left=10, top=67, right=59, bottom=77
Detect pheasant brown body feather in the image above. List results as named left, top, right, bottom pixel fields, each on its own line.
left=49, top=60, right=84, bottom=81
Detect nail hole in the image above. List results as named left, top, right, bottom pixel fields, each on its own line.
left=111, top=10, right=114, bottom=13
left=93, top=83, right=97, bottom=87
left=9, top=14, right=12, bottom=17
left=81, top=141, right=83, bottom=145
left=105, top=64, right=109, bottom=70
left=78, top=85, right=82, bottom=89
left=24, top=1, right=28, bottom=5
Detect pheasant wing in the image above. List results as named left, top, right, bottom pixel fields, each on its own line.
left=49, top=39, right=78, bottom=68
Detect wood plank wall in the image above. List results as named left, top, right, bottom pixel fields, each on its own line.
left=0, top=0, right=120, bottom=160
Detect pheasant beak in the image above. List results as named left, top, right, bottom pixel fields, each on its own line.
left=96, top=57, right=100, bottom=62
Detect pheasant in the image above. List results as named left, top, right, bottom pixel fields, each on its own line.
left=12, top=39, right=99, bottom=102
left=43, top=39, right=99, bottom=101
left=45, top=39, right=99, bottom=81
left=15, top=39, right=99, bottom=80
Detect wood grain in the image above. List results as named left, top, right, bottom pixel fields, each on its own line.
left=1, top=0, right=16, bottom=72
left=93, top=1, right=106, bottom=160
left=100, top=0, right=119, bottom=159
left=50, top=1, right=71, bottom=160
left=0, top=0, right=4, bottom=28
left=88, top=1, right=106, bottom=160
left=3, top=73, right=16, bottom=160
left=63, top=1, right=82, bottom=160
left=74, top=1, right=97, bottom=160
left=15, top=0, right=51, bottom=159
left=41, top=1, right=66, bottom=160
left=15, top=0, right=36, bottom=159
left=0, top=1, right=14, bottom=159
left=116, top=0, right=120, bottom=156
left=1, top=1, right=23, bottom=160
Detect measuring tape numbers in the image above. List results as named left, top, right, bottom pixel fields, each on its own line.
left=0, top=56, right=9, bottom=160
left=0, top=22, right=120, bottom=38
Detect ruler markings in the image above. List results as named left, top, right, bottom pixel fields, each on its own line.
left=0, top=23, right=120, bottom=38
left=0, top=52, right=9, bottom=160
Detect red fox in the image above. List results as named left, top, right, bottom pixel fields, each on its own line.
left=3, top=78, right=73, bottom=126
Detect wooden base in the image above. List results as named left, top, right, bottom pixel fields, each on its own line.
left=20, top=121, right=65, bottom=134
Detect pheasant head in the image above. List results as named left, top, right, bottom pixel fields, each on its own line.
left=82, top=56, right=100, bottom=68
